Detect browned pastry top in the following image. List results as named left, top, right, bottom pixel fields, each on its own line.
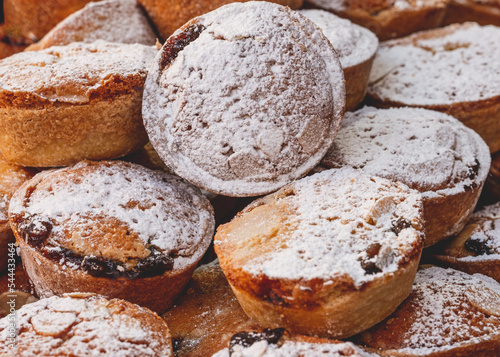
left=0, top=293, right=173, bottom=356
left=0, top=40, right=157, bottom=109
left=8, top=160, right=214, bottom=279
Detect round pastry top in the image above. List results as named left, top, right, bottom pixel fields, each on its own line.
left=0, top=40, right=157, bottom=106
left=0, top=153, right=34, bottom=227
left=8, top=160, right=214, bottom=277
left=215, top=168, right=423, bottom=288
left=31, top=0, right=157, bottom=50
left=0, top=293, right=173, bottom=356
left=321, top=107, right=491, bottom=196
left=299, top=9, right=379, bottom=68
left=355, top=267, right=500, bottom=355
left=368, top=22, right=500, bottom=105
left=436, top=201, right=500, bottom=262
left=143, top=1, right=345, bottom=197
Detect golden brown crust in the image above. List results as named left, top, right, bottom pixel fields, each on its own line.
left=307, top=0, right=449, bottom=40
left=0, top=91, right=149, bottom=167
left=353, top=267, right=500, bottom=357
left=138, top=0, right=304, bottom=40
left=443, top=0, right=500, bottom=26
left=228, top=257, right=420, bottom=339
left=3, top=0, right=94, bottom=41
left=344, top=54, right=375, bottom=111
left=162, top=261, right=262, bottom=356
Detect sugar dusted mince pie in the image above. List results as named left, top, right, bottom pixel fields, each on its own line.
left=299, top=10, right=378, bottom=111
left=213, top=331, right=375, bottom=357
left=432, top=202, right=500, bottom=282
left=320, top=107, right=491, bottom=247
left=26, top=0, right=157, bottom=51
left=0, top=293, right=174, bottom=356
left=142, top=2, right=346, bottom=197
left=304, top=0, right=450, bottom=40
left=215, top=167, right=424, bottom=338
left=354, top=267, right=500, bottom=356
left=0, top=152, right=35, bottom=271
left=0, top=40, right=157, bottom=167
left=368, top=23, right=500, bottom=152
left=8, top=160, right=215, bottom=313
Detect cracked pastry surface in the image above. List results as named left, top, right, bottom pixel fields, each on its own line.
left=8, top=160, right=214, bottom=313
left=215, top=167, right=424, bottom=337
left=0, top=293, right=173, bottom=357
left=354, top=267, right=500, bottom=356
left=320, top=106, right=491, bottom=246
left=143, top=2, right=345, bottom=197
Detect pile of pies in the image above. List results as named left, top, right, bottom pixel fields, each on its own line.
left=0, top=0, right=499, bottom=356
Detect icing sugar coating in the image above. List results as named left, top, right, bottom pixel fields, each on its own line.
left=321, top=107, right=491, bottom=197
left=0, top=40, right=157, bottom=104
left=8, top=161, right=214, bottom=271
left=0, top=294, right=173, bottom=356
left=213, top=340, right=373, bottom=357
left=307, top=0, right=441, bottom=12
left=143, top=2, right=345, bottom=197
left=220, top=168, right=423, bottom=287
left=357, top=267, right=500, bottom=354
left=299, top=9, right=378, bottom=68
left=31, top=0, right=157, bottom=49
left=368, top=23, right=500, bottom=105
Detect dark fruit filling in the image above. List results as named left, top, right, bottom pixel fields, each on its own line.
left=391, top=218, right=411, bottom=236
left=159, top=23, right=206, bottom=73
left=464, top=238, right=491, bottom=256
left=15, top=214, right=173, bottom=279
left=229, top=328, right=287, bottom=354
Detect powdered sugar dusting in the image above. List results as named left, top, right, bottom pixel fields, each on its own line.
left=33, top=0, right=156, bottom=49
left=369, top=23, right=500, bottom=105
left=242, top=168, right=423, bottom=286
left=321, top=107, right=491, bottom=197
left=0, top=294, right=172, bottom=356
left=299, top=10, right=378, bottom=68
left=212, top=340, right=374, bottom=357
left=457, top=202, right=500, bottom=262
left=0, top=40, right=157, bottom=103
left=8, top=161, right=214, bottom=270
left=395, top=267, right=500, bottom=355
left=143, top=2, right=345, bottom=196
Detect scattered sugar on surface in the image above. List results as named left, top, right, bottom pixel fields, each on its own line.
left=243, top=168, right=423, bottom=286
left=321, top=107, right=491, bottom=196
left=9, top=161, right=214, bottom=269
left=306, top=0, right=435, bottom=12
left=299, top=10, right=378, bottom=68
left=396, top=267, right=500, bottom=354
left=0, top=295, right=171, bottom=356
left=460, top=202, right=500, bottom=261
left=143, top=2, right=345, bottom=195
left=369, top=23, right=500, bottom=105
left=0, top=40, right=157, bottom=103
